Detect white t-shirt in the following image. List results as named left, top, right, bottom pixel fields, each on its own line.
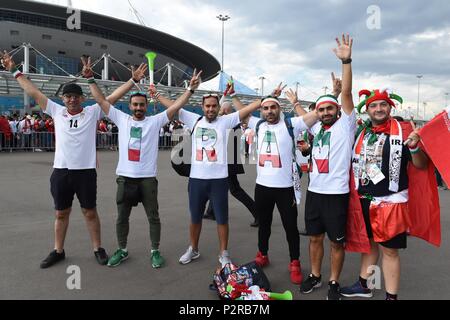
left=107, top=106, right=169, bottom=178
left=248, top=116, right=309, bottom=188
left=179, top=109, right=240, bottom=180
left=44, top=99, right=101, bottom=169
left=308, top=110, right=357, bottom=194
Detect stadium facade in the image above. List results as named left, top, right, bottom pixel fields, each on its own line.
left=0, top=0, right=223, bottom=114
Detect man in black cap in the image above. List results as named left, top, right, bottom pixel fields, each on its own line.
left=1, top=50, right=147, bottom=268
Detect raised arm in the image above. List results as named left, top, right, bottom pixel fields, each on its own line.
left=285, top=88, right=306, bottom=116
left=406, top=121, right=429, bottom=169
left=332, top=34, right=354, bottom=115
left=1, top=50, right=48, bottom=110
left=331, top=72, right=342, bottom=99
left=106, top=63, right=147, bottom=105
left=165, top=69, right=203, bottom=120
left=302, top=109, right=320, bottom=128
left=148, top=85, right=174, bottom=108
left=82, top=56, right=111, bottom=115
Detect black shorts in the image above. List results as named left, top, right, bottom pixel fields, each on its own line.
left=305, top=191, right=349, bottom=243
left=50, top=169, right=97, bottom=211
left=360, top=198, right=407, bottom=249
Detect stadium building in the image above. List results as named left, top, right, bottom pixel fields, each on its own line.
left=0, top=0, right=307, bottom=115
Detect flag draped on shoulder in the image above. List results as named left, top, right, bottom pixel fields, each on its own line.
left=345, top=120, right=441, bottom=253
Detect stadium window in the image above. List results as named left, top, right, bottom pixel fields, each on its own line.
left=42, top=34, right=52, bottom=40
left=101, top=44, right=108, bottom=50
left=127, top=50, right=134, bottom=55
left=58, top=51, right=66, bottom=55
left=11, top=45, right=19, bottom=49
left=85, top=41, right=93, bottom=47
left=10, top=30, right=20, bottom=36
left=139, top=54, right=144, bottom=58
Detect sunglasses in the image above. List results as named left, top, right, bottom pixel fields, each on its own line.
left=129, top=91, right=148, bottom=98
left=202, top=93, right=220, bottom=102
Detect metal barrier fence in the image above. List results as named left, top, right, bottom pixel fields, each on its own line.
left=0, top=132, right=176, bottom=152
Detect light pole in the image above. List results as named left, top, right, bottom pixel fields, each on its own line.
left=216, top=14, right=230, bottom=72
left=259, top=76, right=266, bottom=96
left=416, top=75, right=423, bottom=119
left=423, top=101, right=427, bottom=120
left=445, top=92, right=449, bottom=106
left=322, top=86, right=329, bottom=95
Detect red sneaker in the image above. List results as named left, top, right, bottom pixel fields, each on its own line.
left=289, top=260, right=303, bottom=284
left=254, top=251, right=269, bottom=267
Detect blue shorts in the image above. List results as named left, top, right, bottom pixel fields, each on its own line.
left=188, top=178, right=229, bottom=225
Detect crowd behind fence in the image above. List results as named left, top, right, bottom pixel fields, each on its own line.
left=0, top=132, right=178, bottom=152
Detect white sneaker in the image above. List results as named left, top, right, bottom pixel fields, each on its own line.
left=219, top=250, right=232, bottom=267
left=179, top=246, right=200, bottom=264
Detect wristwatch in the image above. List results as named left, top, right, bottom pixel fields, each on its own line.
left=342, top=58, right=352, bottom=64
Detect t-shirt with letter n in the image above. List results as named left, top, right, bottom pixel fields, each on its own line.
left=308, top=110, right=357, bottom=194
left=44, top=99, right=102, bottom=169
left=248, top=116, right=308, bottom=188
left=107, top=106, right=169, bottom=178
left=179, top=109, right=240, bottom=180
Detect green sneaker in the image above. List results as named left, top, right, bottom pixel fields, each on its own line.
left=107, top=248, right=128, bottom=267
left=151, top=250, right=165, bottom=268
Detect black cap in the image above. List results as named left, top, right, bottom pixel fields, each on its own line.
left=62, top=83, right=83, bottom=96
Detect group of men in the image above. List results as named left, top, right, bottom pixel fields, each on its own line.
left=0, top=32, right=442, bottom=300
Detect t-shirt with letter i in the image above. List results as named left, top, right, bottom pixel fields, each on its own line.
left=107, top=106, right=169, bottom=178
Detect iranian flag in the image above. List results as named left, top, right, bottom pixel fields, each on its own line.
left=258, top=131, right=281, bottom=168
left=420, top=106, right=450, bottom=185
left=313, top=132, right=330, bottom=174
left=128, top=127, right=142, bottom=162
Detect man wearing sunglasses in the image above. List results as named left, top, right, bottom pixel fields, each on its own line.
left=150, top=86, right=262, bottom=267
left=0, top=51, right=148, bottom=268
left=202, top=101, right=259, bottom=228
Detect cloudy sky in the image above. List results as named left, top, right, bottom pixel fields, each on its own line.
left=33, top=0, right=450, bottom=119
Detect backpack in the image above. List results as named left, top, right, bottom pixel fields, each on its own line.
left=171, top=116, right=202, bottom=177
left=210, top=261, right=271, bottom=300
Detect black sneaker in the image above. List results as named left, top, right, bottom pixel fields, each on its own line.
left=94, top=247, right=108, bottom=265
left=300, top=273, right=322, bottom=293
left=250, top=219, right=259, bottom=227
left=327, top=281, right=341, bottom=300
left=40, top=249, right=65, bottom=269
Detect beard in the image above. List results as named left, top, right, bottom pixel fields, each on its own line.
left=133, top=110, right=145, bottom=119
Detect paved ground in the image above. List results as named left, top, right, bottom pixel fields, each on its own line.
left=0, top=150, right=449, bottom=300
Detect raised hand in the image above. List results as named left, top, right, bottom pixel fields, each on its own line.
left=285, top=88, right=299, bottom=105
left=271, top=82, right=287, bottom=97
left=0, top=50, right=16, bottom=71
left=405, top=120, right=421, bottom=149
left=148, top=83, right=157, bottom=97
left=332, top=34, right=353, bottom=61
left=132, top=63, right=147, bottom=82
left=224, top=76, right=235, bottom=96
left=331, top=72, right=342, bottom=97
left=80, top=55, right=94, bottom=78
left=189, top=68, right=203, bottom=91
